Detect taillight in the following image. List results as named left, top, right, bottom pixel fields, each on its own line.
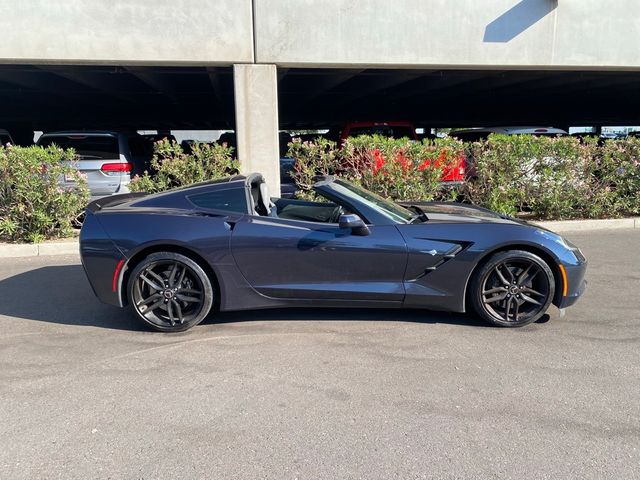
left=101, top=162, right=132, bottom=174
left=112, top=259, right=125, bottom=292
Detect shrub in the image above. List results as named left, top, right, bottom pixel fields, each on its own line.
left=463, top=134, right=616, bottom=219
left=288, top=133, right=640, bottom=220
left=130, top=139, right=238, bottom=193
left=287, top=135, right=464, bottom=202
left=0, top=145, right=90, bottom=243
left=599, top=137, right=640, bottom=216
left=287, top=137, right=340, bottom=199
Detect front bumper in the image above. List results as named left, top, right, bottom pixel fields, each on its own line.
left=557, top=259, right=588, bottom=309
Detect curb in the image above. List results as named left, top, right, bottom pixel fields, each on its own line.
left=0, top=217, right=638, bottom=259
left=0, top=241, right=79, bottom=259
left=533, top=217, right=640, bottom=233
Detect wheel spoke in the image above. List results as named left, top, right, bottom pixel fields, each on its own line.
left=144, top=298, right=165, bottom=314
left=520, top=293, right=542, bottom=305
left=176, top=294, right=201, bottom=304
left=517, top=264, right=533, bottom=285
left=504, top=297, right=514, bottom=321
left=495, top=264, right=512, bottom=285
left=137, top=293, right=162, bottom=307
left=521, top=287, right=545, bottom=297
left=483, top=286, right=507, bottom=295
left=176, top=266, right=187, bottom=286
left=146, top=268, right=166, bottom=285
left=167, top=300, right=176, bottom=326
left=519, top=268, right=540, bottom=286
left=168, top=263, right=179, bottom=287
left=513, top=300, right=520, bottom=320
left=172, top=300, right=184, bottom=324
left=484, top=292, right=508, bottom=304
left=139, top=274, right=162, bottom=291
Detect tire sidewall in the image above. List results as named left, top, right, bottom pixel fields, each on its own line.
left=127, top=252, right=214, bottom=332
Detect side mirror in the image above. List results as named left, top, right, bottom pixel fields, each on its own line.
left=339, top=214, right=370, bottom=236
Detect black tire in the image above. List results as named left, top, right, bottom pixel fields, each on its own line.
left=470, top=250, right=555, bottom=327
left=127, top=252, right=214, bottom=332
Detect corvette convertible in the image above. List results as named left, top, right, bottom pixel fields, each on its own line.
left=80, top=173, right=587, bottom=332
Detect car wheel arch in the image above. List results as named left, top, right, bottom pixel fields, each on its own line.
left=120, top=244, right=221, bottom=310
left=463, top=243, right=563, bottom=312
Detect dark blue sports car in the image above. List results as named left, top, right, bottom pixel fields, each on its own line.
left=80, top=173, right=587, bottom=332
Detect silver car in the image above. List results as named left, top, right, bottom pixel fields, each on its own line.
left=37, top=131, right=149, bottom=200
left=0, top=128, right=13, bottom=146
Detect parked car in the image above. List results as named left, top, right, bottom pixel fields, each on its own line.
left=140, top=132, right=177, bottom=145
left=37, top=131, right=149, bottom=200
left=80, top=173, right=587, bottom=332
left=337, top=121, right=418, bottom=144
left=450, top=127, right=568, bottom=142
left=450, top=127, right=569, bottom=179
left=0, top=128, right=14, bottom=146
left=335, top=121, right=466, bottom=184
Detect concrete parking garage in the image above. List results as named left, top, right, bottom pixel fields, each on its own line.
left=2, top=0, right=640, bottom=193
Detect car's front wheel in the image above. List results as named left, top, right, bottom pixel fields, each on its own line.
left=127, top=252, right=214, bottom=332
left=470, top=250, right=555, bottom=327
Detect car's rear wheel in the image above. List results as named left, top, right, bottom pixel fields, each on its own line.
left=127, top=252, right=214, bottom=332
left=470, top=250, right=555, bottom=327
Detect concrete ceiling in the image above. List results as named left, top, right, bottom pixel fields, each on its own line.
left=1, top=64, right=639, bottom=137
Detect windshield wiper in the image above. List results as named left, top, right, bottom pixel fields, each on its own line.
left=407, top=205, right=429, bottom=223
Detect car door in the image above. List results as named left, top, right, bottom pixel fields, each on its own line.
left=230, top=215, right=408, bottom=302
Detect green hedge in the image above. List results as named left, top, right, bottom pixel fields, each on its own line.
left=288, top=134, right=640, bottom=220
left=5, top=135, right=635, bottom=244
left=129, top=139, right=238, bottom=193
left=288, top=135, right=464, bottom=202
left=0, top=145, right=90, bottom=243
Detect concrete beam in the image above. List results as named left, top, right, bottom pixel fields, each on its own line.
left=234, top=64, right=281, bottom=196
left=0, top=0, right=253, bottom=65
left=254, top=0, right=640, bottom=70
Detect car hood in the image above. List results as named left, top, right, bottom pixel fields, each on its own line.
left=404, top=201, right=532, bottom=227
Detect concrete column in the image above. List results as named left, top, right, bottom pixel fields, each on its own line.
left=233, top=64, right=281, bottom=196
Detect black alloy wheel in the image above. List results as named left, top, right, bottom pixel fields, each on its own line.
left=471, top=250, right=555, bottom=327
left=127, top=252, right=214, bottom=332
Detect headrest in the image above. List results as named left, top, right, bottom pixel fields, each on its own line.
left=259, top=182, right=270, bottom=215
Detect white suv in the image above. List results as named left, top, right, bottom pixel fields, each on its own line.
left=37, top=131, right=151, bottom=200
left=450, top=127, right=567, bottom=142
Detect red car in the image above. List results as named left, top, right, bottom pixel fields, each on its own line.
left=338, top=121, right=466, bottom=183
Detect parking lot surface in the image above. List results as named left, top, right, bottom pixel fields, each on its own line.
left=0, top=230, right=638, bottom=479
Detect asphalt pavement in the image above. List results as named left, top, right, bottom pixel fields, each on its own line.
left=0, top=230, right=638, bottom=479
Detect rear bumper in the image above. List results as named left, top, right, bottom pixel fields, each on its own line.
left=79, top=211, right=127, bottom=307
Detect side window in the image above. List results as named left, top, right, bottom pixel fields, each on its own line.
left=188, top=189, right=248, bottom=213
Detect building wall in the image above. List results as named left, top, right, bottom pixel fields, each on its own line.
left=0, top=0, right=253, bottom=64
left=0, top=0, right=638, bottom=69
left=254, top=0, right=640, bottom=69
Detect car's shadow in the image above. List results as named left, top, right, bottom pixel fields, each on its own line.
left=0, top=264, right=544, bottom=331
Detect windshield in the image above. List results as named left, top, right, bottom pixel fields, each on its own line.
left=323, top=179, right=414, bottom=224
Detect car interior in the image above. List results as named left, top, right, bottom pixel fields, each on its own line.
left=248, top=175, right=348, bottom=224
